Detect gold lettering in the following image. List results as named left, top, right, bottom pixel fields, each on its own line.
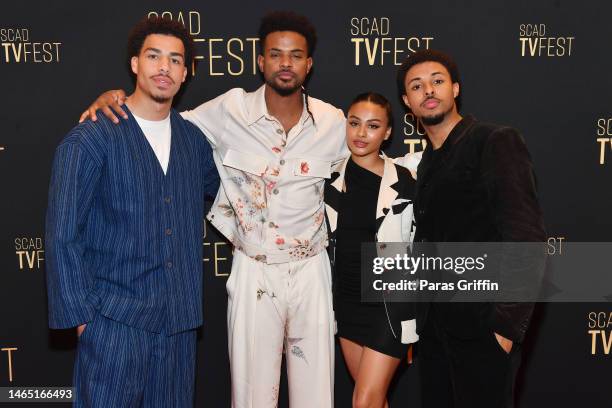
left=208, top=38, right=223, bottom=76
left=589, top=330, right=599, bottom=354
left=597, top=138, right=610, bottom=164
left=214, top=242, right=229, bottom=276
left=601, top=331, right=612, bottom=354
left=227, top=38, right=244, bottom=76
left=351, top=38, right=363, bottom=65
left=1, top=348, right=17, bottom=382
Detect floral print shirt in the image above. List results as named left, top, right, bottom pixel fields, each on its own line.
left=183, top=85, right=348, bottom=263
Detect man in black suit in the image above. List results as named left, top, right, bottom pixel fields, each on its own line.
left=397, top=49, right=546, bottom=407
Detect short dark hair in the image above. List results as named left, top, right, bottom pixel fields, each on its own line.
left=349, top=92, right=394, bottom=128
left=258, top=11, right=317, bottom=56
left=396, top=49, right=460, bottom=96
left=127, top=15, right=194, bottom=74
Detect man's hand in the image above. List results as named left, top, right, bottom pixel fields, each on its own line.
left=76, top=324, right=87, bottom=337
left=494, top=332, right=513, bottom=354
left=79, top=90, right=128, bottom=124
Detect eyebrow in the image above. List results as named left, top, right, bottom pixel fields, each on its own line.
left=408, top=71, right=445, bottom=84
left=269, top=47, right=306, bottom=53
left=143, top=47, right=184, bottom=58
left=348, top=115, right=382, bottom=122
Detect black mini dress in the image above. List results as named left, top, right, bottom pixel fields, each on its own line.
left=334, top=158, right=408, bottom=359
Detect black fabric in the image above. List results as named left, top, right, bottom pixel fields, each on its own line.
left=418, top=307, right=522, bottom=408
left=413, top=115, right=546, bottom=343
left=334, top=158, right=380, bottom=301
left=335, top=300, right=408, bottom=359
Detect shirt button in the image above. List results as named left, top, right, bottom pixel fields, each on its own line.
left=276, top=129, right=283, bottom=135
left=281, top=140, right=286, bottom=147
left=280, top=159, right=286, bottom=165
left=419, top=209, right=425, bottom=216
left=165, top=228, right=172, bottom=236
left=166, top=261, right=173, bottom=268
left=164, top=196, right=171, bottom=203
left=273, top=189, right=279, bottom=195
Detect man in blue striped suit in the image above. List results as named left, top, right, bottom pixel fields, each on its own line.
left=45, top=16, right=219, bottom=407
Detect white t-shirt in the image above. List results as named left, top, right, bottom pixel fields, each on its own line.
left=133, top=112, right=171, bottom=174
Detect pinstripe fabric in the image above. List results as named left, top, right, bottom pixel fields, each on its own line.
left=73, top=314, right=196, bottom=407
left=46, top=107, right=219, bottom=335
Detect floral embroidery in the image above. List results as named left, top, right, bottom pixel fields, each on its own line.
left=288, top=238, right=317, bottom=260
left=275, top=237, right=285, bottom=245
left=271, top=385, right=279, bottom=404
left=266, top=181, right=277, bottom=194
left=218, top=203, right=234, bottom=217
left=291, top=345, right=307, bottom=362
left=272, top=147, right=281, bottom=154
left=256, top=287, right=275, bottom=299
left=300, top=161, right=309, bottom=174
left=270, top=167, right=280, bottom=177
left=254, top=254, right=267, bottom=263
left=230, top=176, right=245, bottom=185
left=313, top=211, right=324, bottom=226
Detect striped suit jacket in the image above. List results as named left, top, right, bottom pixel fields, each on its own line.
left=45, top=107, right=219, bottom=335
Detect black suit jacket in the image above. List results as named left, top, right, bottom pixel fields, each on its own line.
left=414, top=115, right=546, bottom=342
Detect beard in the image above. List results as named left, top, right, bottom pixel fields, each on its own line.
left=421, top=113, right=445, bottom=126
left=265, top=73, right=303, bottom=96
left=144, top=87, right=172, bottom=104
left=420, top=101, right=455, bottom=126
left=150, top=94, right=171, bottom=104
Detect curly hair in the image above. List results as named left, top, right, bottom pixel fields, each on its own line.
left=127, top=15, right=195, bottom=74
left=258, top=11, right=317, bottom=56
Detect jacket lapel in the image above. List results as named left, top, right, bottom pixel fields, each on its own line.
left=376, top=158, right=399, bottom=220
left=324, top=157, right=349, bottom=234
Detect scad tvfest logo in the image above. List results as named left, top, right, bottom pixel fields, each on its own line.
left=588, top=312, right=612, bottom=355
left=148, top=10, right=259, bottom=77
left=519, top=24, right=574, bottom=57
left=0, top=28, right=61, bottom=63
left=596, top=118, right=612, bottom=165
left=15, top=237, right=44, bottom=270
left=350, top=17, right=433, bottom=66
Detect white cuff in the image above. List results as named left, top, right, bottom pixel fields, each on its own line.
left=401, top=319, right=419, bottom=344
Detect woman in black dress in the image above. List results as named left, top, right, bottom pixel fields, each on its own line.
left=325, top=93, right=419, bottom=408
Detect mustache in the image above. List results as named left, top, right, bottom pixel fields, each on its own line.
left=275, top=69, right=295, bottom=76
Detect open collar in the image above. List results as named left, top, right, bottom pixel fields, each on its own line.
left=247, top=85, right=317, bottom=128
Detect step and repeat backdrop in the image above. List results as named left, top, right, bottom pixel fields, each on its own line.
left=1, top=0, right=612, bottom=406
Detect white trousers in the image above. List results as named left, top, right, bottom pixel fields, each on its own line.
left=226, top=250, right=335, bottom=408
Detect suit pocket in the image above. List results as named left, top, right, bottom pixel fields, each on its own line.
left=292, top=158, right=332, bottom=179
left=222, top=149, right=268, bottom=176
left=78, top=314, right=97, bottom=342
left=488, top=331, right=512, bottom=356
